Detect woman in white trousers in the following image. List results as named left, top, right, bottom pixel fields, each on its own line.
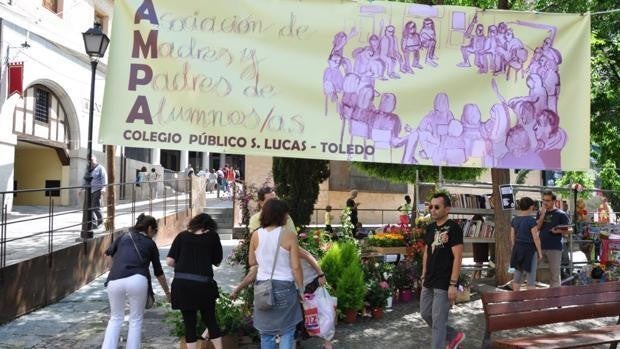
left=102, top=214, right=170, bottom=349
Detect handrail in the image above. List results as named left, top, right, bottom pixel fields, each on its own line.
left=0, top=178, right=192, bottom=269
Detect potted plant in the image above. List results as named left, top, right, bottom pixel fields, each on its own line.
left=365, top=280, right=390, bottom=319
left=165, top=292, right=252, bottom=349
left=336, top=263, right=366, bottom=323
left=393, top=261, right=420, bottom=302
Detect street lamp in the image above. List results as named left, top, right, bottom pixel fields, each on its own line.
left=80, top=23, right=109, bottom=239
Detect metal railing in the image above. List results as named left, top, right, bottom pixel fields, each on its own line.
left=0, top=177, right=191, bottom=269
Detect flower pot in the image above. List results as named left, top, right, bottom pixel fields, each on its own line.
left=344, top=308, right=357, bottom=324
left=179, top=337, right=206, bottom=349
left=399, top=289, right=413, bottom=303
left=386, top=296, right=393, bottom=308
left=371, top=307, right=384, bottom=319
left=204, top=335, right=239, bottom=349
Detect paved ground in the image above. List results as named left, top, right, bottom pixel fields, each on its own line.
left=0, top=194, right=615, bottom=348
left=0, top=242, right=616, bottom=349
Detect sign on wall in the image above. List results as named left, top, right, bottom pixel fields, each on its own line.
left=100, top=0, right=591, bottom=170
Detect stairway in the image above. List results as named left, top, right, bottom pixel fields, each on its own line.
left=204, top=207, right=234, bottom=240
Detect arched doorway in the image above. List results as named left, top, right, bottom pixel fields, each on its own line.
left=12, top=83, right=75, bottom=205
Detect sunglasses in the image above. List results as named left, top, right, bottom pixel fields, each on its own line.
left=430, top=205, right=443, bottom=210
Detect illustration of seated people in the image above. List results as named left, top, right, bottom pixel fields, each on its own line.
left=481, top=25, right=499, bottom=73
left=533, top=109, right=566, bottom=169
left=508, top=73, right=548, bottom=117
left=379, top=25, right=404, bottom=79
left=392, top=123, right=420, bottom=164
left=330, top=29, right=358, bottom=74
left=401, top=21, right=423, bottom=72
left=493, top=22, right=509, bottom=73
left=353, top=36, right=386, bottom=87
left=480, top=103, right=511, bottom=167
left=526, top=47, right=543, bottom=76
left=323, top=54, right=345, bottom=115
left=498, top=124, right=544, bottom=169
left=457, top=15, right=486, bottom=72
left=420, top=17, right=439, bottom=67
left=460, top=103, right=485, bottom=159
left=348, top=86, right=376, bottom=153
left=370, top=93, right=401, bottom=161
left=338, top=73, right=361, bottom=143
left=417, top=92, right=454, bottom=162
left=438, top=119, right=467, bottom=166
left=537, top=55, right=560, bottom=113
left=497, top=29, right=528, bottom=81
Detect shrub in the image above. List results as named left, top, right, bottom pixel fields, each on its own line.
left=336, top=263, right=366, bottom=311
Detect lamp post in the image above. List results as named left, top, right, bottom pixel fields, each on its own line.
left=80, top=23, right=109, bottom=239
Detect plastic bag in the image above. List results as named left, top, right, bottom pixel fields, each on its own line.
left=303, top=287, right=336, bottom=340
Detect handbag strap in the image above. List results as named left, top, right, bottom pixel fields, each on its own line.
left=128, top=231, right=146, bottom=264
left=267, top=227, right=283, bottom=281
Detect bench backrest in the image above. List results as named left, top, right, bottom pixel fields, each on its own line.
left=481, top=281, right=620, bottom=333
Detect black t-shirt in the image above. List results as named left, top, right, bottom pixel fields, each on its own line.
left=346, top=198, right=358, bottom=221
left=167, top=230, right=223, bottom=277
left=423, top=219, right=464, bottom=290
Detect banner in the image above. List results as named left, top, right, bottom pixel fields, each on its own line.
left=100, top=0, right=591, bottom=170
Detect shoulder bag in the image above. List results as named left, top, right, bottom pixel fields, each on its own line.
left=254, top=228, right=283, bottom=311
left=128, top=231, right=156, bottom=309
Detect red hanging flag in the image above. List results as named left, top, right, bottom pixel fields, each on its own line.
left=8, top=62, right=24, bottom=97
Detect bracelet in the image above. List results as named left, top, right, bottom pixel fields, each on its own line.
left=450, top=279, right=458, bottom=283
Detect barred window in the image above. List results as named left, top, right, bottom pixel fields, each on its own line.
left=34, top=88, right=50, bottom=123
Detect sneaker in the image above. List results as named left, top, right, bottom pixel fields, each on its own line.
left=448, top=332, right=465, bottom=349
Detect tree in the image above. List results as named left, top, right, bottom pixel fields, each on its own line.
left=354, top=163, right=485, bottom=183
left=272, top=158, right=330, bottom=226
left=599, top=160, right=620, bottom=210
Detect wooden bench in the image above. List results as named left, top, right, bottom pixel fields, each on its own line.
left=481, top=281, right=620, bottom=348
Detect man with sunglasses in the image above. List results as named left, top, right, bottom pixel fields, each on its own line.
left=420, top=192, right=465, bottom=349
left=536, top=190, right=569, bottom=287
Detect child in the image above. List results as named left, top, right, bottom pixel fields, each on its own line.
left=325, top=205, right=335, bottom=239
left=397, top=195, right=412, bottom=226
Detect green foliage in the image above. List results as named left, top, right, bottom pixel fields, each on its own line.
left=165, top=291, right=254, bottom=338
left=273, top=158, right=329, bottom=226
left=298, top=229, right=330, bottom=260
left=353, top=162, right=485, bottom=184
left=555, top=171, right=595, bottom=200
left=515, top=170, right=531, bottom=185
left=365, top=280, right=391, bottom=308
left=599, top=160, right=620, bottom=211
left=339, top=206, right=355, bottom=238
left=319, top=244, right=342, bottom=287
left=336, top=263, right=366, bottom=311
left=338, top=241, right=360, bottom=269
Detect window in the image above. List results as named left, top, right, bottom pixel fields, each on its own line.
left=34, top=88, right=50, bottom=123
left=45, top=180, right=61, bottom=197
left=42, top=0, right=58, bottom=13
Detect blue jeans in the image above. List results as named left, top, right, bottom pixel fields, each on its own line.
left=420, top=286, right=459, bottom=349
left=260, top=328, right=295, bottom=349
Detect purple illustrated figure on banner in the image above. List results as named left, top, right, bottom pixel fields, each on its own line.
left=533, top=109, right=566, bottom=169
left=439, top=119, right=467, bottom=166
left=339, top=73, right=361, bottom=144
left=379, top=25, right=404, bottom=79
left=508, top=73, right=548, bottom=117
left=349, top=86, right=376, bottom=145
left=457, top=15, right=486, bottom=71
left=420, top=18, right=439, bottom=67
left=500, top=29, right=528, bottom=81
left=460, top=103, right=485, bottom=159
left=323, top=54, right=345, bottom=115
left=538, top=56, right=560, bottom=112
left=394, top=123, right=420, bottom=164
left=401, top=21, right=423, bottom=73
left=499, top=124, right=544, bottom=168
left=481, top=25, right=499, bottom=73
left=371, top=93, right=402, bottom=160
left=418, top=92, right=454, bottom=160
left=481, top=103, right=511, bottom=167
left=330, top=29, right=358, bottom=73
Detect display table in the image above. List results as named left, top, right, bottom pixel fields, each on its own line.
left=370, top=246, right=408, bottom=255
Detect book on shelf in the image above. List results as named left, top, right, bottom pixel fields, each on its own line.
left=455, top=219, right=495, bottom=239
left=450, top=193, right=492, bottom=209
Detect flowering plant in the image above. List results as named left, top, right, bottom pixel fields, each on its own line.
left=298, top=228, right=331, bottom=259
left=367, top=232, right=406, bottom=247
left=365, top=279, right=391, bottom=308
left=340, top=206, right=354, bottom=238
left=393, top=260, right=422, bottom=290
